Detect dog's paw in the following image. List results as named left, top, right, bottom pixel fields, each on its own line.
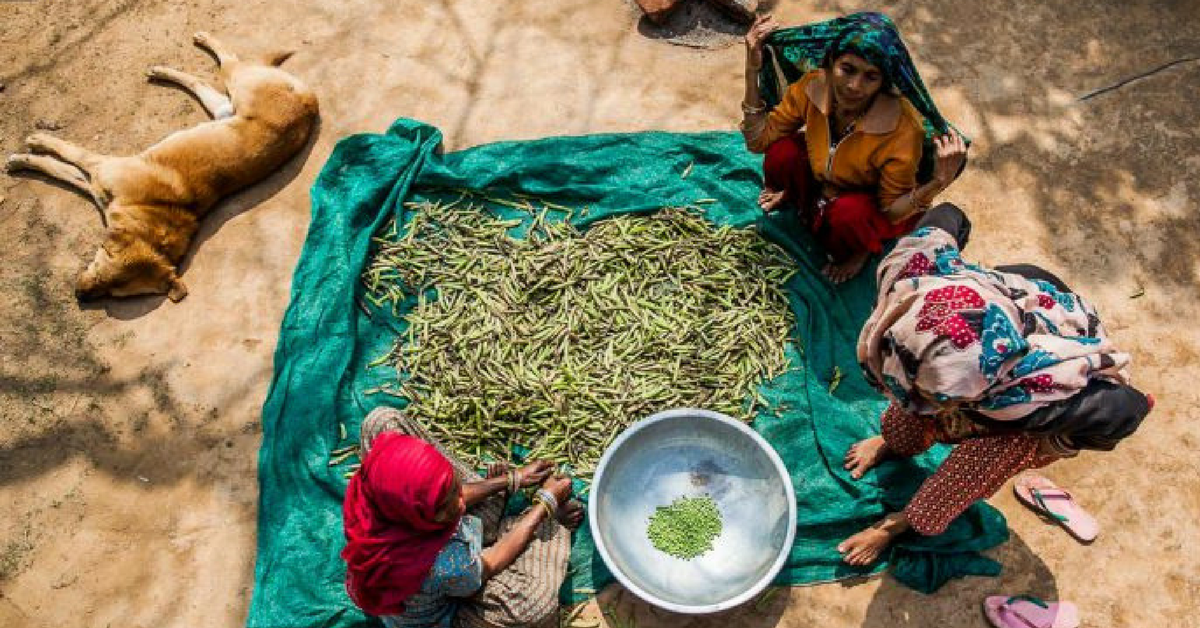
left=147, top=66, right=172, bottom=81
left=25, top=132, right=56, bottom=152
left=6, top=154, right=33, bottom=173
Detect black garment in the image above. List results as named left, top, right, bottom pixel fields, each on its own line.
left=991, top=265, right=1148, bottom=450
left=1020, top=379, right=1150, bottom=450
left=916, top=202, right=972, bottom=250
left=995, top=264, right=1071, bottom=293
left=967, top=379, right=1150, bottom=451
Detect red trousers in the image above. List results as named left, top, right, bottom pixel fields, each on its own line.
left=880, top=403, right=1058, bottom=536
left=763, top=134, right=919, bottom=261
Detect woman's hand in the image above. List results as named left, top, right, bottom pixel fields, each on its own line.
left=517, top=460, right=554, bottom=488
left=744, top=13, right=779, bottom=71
left=932, top=133, right=968, bottom=187
left=480, top=473, right=575, bottom=580
left=540, top=474, right=573, bottom=505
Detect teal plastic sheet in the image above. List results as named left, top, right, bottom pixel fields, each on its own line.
left=248, top=119, right=1007, bottom=628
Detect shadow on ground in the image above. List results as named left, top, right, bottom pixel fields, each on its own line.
left=591, top=581, right=788, bottom=628
left=854, top=0, right=1200, bottom=301
left=0, top=162, right=276, bottom=490
left=588, top=529, right=1054, bottom=627
left=859, top=531, right=1057, bottom=627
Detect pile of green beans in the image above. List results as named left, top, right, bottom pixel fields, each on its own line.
left=645, top=495, right=723, bottom=560
left=362, top=200, right=796, bottom=475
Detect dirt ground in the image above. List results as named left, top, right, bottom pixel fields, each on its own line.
left=1, top=0, right=1198, bottom=627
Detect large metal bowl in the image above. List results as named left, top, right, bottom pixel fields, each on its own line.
left=589, top=408, right=797, bottom=614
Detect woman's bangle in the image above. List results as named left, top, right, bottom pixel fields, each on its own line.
left=507, top=469, right=519, bottom=493
left=741, top=100, right=768, bottom=116
left=532, top=496, right=555, bottom=521
left=534, top=488, right=559, bottom=513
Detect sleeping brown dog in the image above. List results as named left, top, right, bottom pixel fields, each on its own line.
left=6, top=32, right=318, bottom=302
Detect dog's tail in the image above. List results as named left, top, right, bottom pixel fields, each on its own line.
left=260, top=49, right=296, bottom=67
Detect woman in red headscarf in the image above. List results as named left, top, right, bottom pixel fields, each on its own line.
left=342, top=407, right=583, bottom=628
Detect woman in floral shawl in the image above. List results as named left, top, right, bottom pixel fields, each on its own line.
left=837, top=202, right=1153, bottom=565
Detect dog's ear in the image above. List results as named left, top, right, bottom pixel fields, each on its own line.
left=261, top=49, right=296, bottom=67
left=166, top=276, right=188, bottom=302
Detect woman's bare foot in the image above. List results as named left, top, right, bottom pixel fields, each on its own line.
left=558, top=499, right=584, bottom=529
left=843, top=435, right=889, bottom=480
left=758, top=188, right=786, bottom=212
left=837, top=528, right=892, bottom=566
left=837, top=512, right=910, bottom=566
left=822, top=250, right=870, bottom=284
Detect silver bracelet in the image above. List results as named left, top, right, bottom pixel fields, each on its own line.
left=532, top=495, right=555, bottom=520
left=741, top=100, right=768, bottom=116
left=534, top=489, right=559, bottom=514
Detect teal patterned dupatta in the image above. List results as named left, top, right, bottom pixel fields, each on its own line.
left=758, top=12, right=968, bottom=183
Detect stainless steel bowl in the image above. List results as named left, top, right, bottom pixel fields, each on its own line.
left=589, top=408, right=797, bottom=614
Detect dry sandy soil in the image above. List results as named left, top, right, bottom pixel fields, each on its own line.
left=2, top=1, right=1198, bottom=627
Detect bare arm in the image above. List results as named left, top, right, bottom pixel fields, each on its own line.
left=479, top=506, right=548, bottom=580
left=884, top=178, right=949, bottom=223
left=463, top=460, right=554, bottom=509
left=742, top=14, right=778, bottom=111
left=462, top=476, right=508, bottom=508
left=478, top=474, right=573, bottom=581
left=740, top=14, right=783, bottom=152
left=883, top=133, right=969, bottom=223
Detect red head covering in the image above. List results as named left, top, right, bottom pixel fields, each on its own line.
left=341, top=432, right=460, bottom=616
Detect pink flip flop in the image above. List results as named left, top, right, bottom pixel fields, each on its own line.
left=1013, top=474, right=1099, bottom=543
left=984, top=596, right=1079, bottom=628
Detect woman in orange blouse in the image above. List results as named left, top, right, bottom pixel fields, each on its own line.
left=740, top=12, right=967, bottom=283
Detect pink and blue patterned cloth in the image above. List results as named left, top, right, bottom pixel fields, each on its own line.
left=858, top=225, right=1130, bottom=422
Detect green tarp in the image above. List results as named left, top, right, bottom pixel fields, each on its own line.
left=248, top=119, right=1008, bottom=628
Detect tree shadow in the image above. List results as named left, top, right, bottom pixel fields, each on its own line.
left=590, top=582, right=788, bottom=628
left=759, top=1, right=1197, bottom=619
left=1, top=168, right=106, bottom=224
left=859, top=531, right=1058, bottom=627
left=0, top=0, right=149, bottom=86
left=0, top=193, right=268, bottom=490
left=0, top=22, right=289, bottom=615
left=801, top=0, right=1200, bottom=305
left=0, top=357, right=270, bottom=488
